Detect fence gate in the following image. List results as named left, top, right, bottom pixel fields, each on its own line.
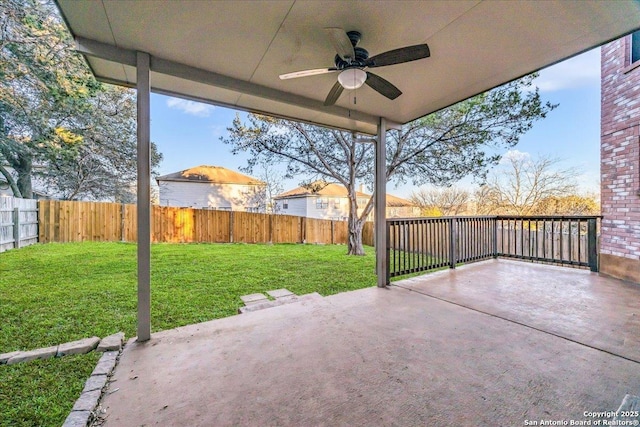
left=0, top=196, right=38, bottom=253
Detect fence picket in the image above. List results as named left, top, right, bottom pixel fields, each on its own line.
left=36, top=200, right=378, bottom=247
left=1, top=196, right=38, bottom=252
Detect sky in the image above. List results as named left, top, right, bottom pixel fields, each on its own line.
left=149, top=47, right=601, bottom=198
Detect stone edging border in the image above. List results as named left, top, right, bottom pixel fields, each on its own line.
left=1, top=332, right=127, bottom=427
left=0, top=332, right=125, bottom=366
left=62, top=348, right=122, bottom=427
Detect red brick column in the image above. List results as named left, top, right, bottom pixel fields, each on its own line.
left=600, top=37, right=640, bottom=283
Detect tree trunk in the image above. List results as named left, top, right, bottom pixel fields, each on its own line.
left=0, top=163, right=22, bottom=198
left=347, top=213, right=366, bottom=255
left=15, top=157, right=33, bottom=198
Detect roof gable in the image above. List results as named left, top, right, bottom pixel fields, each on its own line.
left=157, top=165, right=265, bottom=185
left=275, top=182, right=368, bottom=199
left=276, top=182, right=416, bottom=207
left=385, top=194, right=415, bottom=207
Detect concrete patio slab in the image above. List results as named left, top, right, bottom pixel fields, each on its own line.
left=615, top=394, right=640, bottom=421
left=396, top=259, right=640, bottom=362
left=238, top=292, right=322, bottom=314
left=100, top=261, right=640, bottom=426
left=266, top=288, right=294, bottom=299
left=240, top=293, right=269, bottom=305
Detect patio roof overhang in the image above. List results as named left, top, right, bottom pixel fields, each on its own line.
left=53, top=0, right=640, bottom=341
left=56, top=0, right=640, bottom=135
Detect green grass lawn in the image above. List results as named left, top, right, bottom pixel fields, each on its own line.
left=0, top=242, right=377, bottom=426
left=0, top=352, right=100, bottom=427
left=0, top=242, right=376, bottom=353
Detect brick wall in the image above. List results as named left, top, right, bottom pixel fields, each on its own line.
left=600, top=36, right=640, bottom=283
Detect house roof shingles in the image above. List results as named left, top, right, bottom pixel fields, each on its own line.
left=276, top=182, right=415, bottom=207
left=157, top=165, right=264, bottom=185
left=275, top=183, right=367, bottom=199
left=385, top=194, right=414, bottom=208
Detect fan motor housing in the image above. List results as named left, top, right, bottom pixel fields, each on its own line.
left=346, top=31, right=362, bottom=46
left=334, top=47, right=369, bottom=69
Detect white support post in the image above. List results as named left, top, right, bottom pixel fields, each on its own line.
left=136, top=52, right=151, bottom=342
left=375, top=117, right=388, bottom=287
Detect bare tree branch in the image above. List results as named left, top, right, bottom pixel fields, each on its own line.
left=223, top=74, right=556, bottom=255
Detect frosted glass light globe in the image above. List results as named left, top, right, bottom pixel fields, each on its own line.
left=338, top=68, right=367, bottom=90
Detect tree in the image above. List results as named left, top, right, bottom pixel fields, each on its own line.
left=0, top=0, right=161, bottom=200
left=36, top=86, right=163, bottom=201
left=1, top=0, right=95, bottom=197
left=223, top=74, right=556, bottom=255
left=534, top=194, right=600, bottom=215
left=410, top=187, right=471, bottom=216
left=474, top=152, right=579, bottom=215
left=253, top=159, right=285, bottom=213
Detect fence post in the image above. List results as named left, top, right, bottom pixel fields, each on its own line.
left=229, top=211, right=234, bottom=243
left=587, top=218, right=598, bottom=272
left=13, top=207, right=20, bottom=249
left=331, top=220, right=335, bottom=245
left=120, top=203, right=126, bottom=242
left=269, top=214, right=274, bottom=244
left=449, top=217, right=458, bottom=269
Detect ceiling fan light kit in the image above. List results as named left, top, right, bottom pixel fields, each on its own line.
left=279, top=28, right=430, bottom=106
left=338, top=68, right=367, bottom=90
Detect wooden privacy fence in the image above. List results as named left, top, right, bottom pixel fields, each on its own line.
left=38, top=200, right=375, bottom=246
left=0, top=196, right=38, bottom=253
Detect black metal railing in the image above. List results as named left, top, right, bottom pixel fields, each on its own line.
left=386, top=215, right=600, bottom=283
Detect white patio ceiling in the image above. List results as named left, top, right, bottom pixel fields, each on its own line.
left=55, top=0, right=640, bottom=135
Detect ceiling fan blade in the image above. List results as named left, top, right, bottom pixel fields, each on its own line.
left=365, top=72, right=402, bottom=100
left=279, top=68, right=338, bottom=80
left=325, top=27, right=355, bottom=61
left=365, top=44, right=430, bottom=68
left=324, top=80, right=344, bottom=106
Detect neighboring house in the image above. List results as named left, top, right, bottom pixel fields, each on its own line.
left=0, top=170, right=51, bottom=200
left=274, top=182, right=419, bottom=220
left=385, top=194, right=421, bottom=218
left=600, top=32, right=640, bottom=283
left=0, top=177, right=15, bottom=197
left=157, top=165, right=266, bottom=212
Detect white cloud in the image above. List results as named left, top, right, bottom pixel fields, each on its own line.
left=166, top=98, right=214, bottom=117
left=500, top=149, right=530, bottom=164
left=210, top=124, right=226, bottom=138
left=533, top=48, right=600, bottom=92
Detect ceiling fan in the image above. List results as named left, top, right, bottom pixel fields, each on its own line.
left=279, top=28, right=430, bottom=106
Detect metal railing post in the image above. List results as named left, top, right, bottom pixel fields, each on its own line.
left=587, top=218, right=598, bottom=272
left=380, top=215, right=600, bottom=280
left=449, top=217, right=458, bottom=269
left=492, top=216, right=498, bottom=258
left=386, top=221, right=391, bottom=285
